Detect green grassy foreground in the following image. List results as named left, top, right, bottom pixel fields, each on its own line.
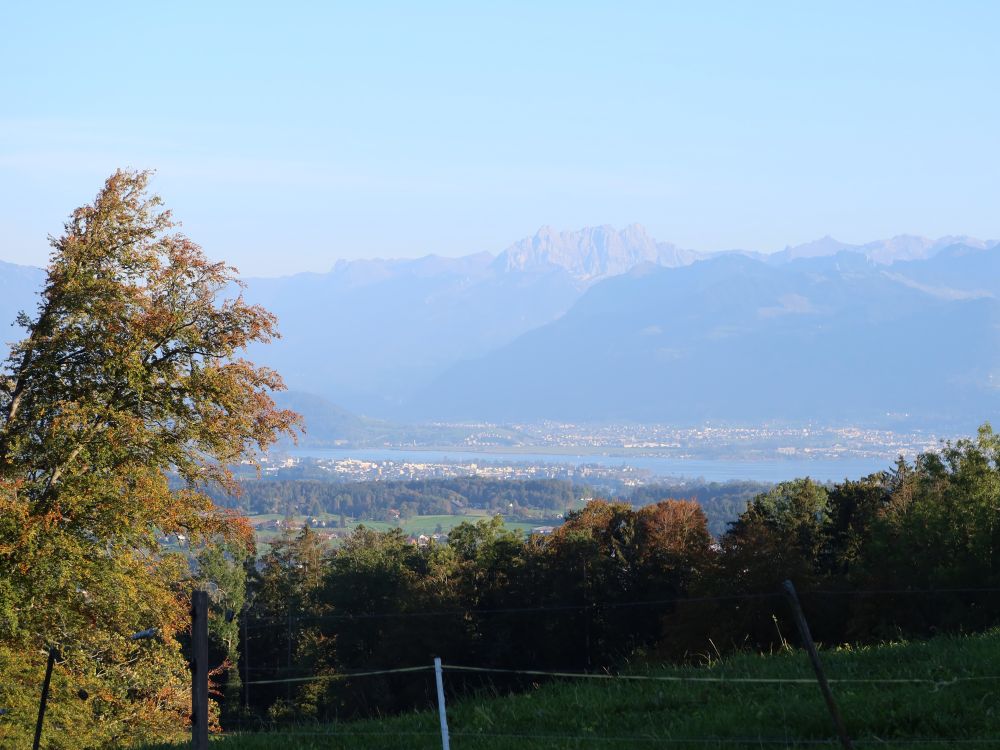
left=143, top=629, right=1000, bottom=749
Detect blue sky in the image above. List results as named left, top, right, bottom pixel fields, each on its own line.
left=1, top=1, right=998, bottom=276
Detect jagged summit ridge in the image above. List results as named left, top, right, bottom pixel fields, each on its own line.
left=492, top=224, right=699, bottom=280
left=311, top=228, right=999, bottom=284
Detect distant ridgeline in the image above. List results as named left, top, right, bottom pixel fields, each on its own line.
left=241, top=231, right=1000, bottom=427
left=204, top=475, right=770, bottom=534
left=7, top=231, right=999, bottom=430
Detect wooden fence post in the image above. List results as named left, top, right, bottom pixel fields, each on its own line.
left=782, top=580, right=853, bottom=750
left=242, top=608, right=250, bottom=711
left=192, top=589, right=209, bottom=750
left=32, top=646, right=58, bottom=750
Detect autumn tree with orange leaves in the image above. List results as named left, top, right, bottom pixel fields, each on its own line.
left=0, top=170, right=299, bottom=748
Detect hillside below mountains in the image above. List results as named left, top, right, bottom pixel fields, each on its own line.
left=1, top=228, right=998, bottom=432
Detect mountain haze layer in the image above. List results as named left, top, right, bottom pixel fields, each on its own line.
left=239, top=225, right=704, bottom=412
left=1, top=228, right=997, bottom=432
left=416, top=244, right=1000, bottom=427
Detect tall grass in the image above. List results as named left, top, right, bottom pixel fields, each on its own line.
left=141, top=629, right=1000, bottom=749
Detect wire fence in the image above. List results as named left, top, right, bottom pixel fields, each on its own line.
left=230, top=669, right=1000, bottom=747
left=238, top=585, right=1000, bottom=629
left=224, top=656, right=1000, bottom=748
left=213, top=584, right=1000, bottom=749
left=238, top=663, right=1000, bottom=688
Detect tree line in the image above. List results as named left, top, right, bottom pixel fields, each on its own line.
left=205, top=475, right=769, bottom=532
left=207, top=477, right=585, bottom=520
left=231, top=425, right=1000, bottom=726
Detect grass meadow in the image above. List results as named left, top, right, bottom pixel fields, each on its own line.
left=142, top=628, right=1000, bottom=749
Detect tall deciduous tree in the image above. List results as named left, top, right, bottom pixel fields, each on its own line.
left=0, top=170, right=299, bottom=747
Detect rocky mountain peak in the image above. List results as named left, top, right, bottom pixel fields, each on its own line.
left=493, top=224, right=697, bottom=281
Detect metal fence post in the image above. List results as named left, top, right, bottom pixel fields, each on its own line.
left=434, top=657, right=450, bottom=750
left=192, top=589, right=209, bottom=750
left=782, top=580, right=853, bottom=750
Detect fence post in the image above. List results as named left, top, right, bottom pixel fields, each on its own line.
left=32, top=646, right=58, bottom=750
left=242, top=608, right=250, bottom=711
left=286, top=609, right=293, bottom=702
left=192, top=589, right=209, bottom=750
left=782, top=580, right=853, bottom=750
left=434, top=657, right=450, bottom=750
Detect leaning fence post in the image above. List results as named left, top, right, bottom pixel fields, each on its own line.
left=191, top=589, right=209, bottom=750
left=434, top=657, right=451, bottom=750
left=32, top=646, right=58, bottom=750
left=782, top=580, right=853, bottom=750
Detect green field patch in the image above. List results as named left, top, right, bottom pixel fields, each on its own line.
left=245, top=513, right=550, bottom=544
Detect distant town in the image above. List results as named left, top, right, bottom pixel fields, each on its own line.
left=258, top=421, right=954, bottom=487
left=260, top=454, right=651, bottom=489
left=422, top=421, right=950, bottom=460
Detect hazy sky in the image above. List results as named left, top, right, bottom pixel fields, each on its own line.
left=2, top=2, right=998, bottom=276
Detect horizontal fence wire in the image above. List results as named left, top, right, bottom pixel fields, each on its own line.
left=447, top=733, right=1000, bottom=745
left=241, top=662, right=1000, bottom=688
left=232, top=585, right=1000, bottom=746
left=441, top=664, right=1000, bottom=687
left=226, top=728, right=442, bottom=739
left=217, top=727, right=1000, bottom=746
left=243, top=664, right=431, bottom=686
left=243, top=729, right=839, bottom=744
left=450, top=734, right=836, bottom=745
left=241, top=592, right=780, bottom=629
left=240, top=585, right=1000, bottom=629
left=803, top=586, right=1000, bottom=596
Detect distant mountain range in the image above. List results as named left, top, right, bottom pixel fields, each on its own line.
left=765, top=234, right=995, bottom=265
left=414, top=246, right=1000, bottom=427
left=2, top=227, right=998, bottom=434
